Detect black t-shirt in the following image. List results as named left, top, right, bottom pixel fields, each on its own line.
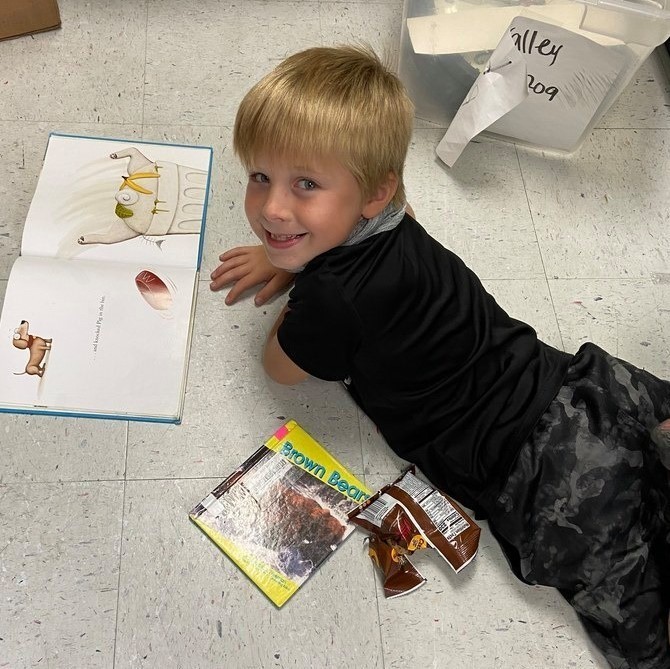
left=277, top=215, right=571, bottom=514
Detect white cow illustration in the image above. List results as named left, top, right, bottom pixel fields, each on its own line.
left=77, top=147, right=207, bottom=245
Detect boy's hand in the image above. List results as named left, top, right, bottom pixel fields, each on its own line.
left=210, top=245, right=294, bottom=306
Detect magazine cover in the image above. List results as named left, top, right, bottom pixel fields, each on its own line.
left=189, top=420, right=372, bottom=607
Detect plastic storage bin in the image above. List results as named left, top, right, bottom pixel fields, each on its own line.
left=399, top=0, right=670, bottom=153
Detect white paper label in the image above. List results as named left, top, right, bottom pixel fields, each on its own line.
left=437, top=17, right=626, bottom=164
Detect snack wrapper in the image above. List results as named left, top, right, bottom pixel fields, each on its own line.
left=349, top=467, right=480, bottom=595
left=366, top=533, right=426, bottom=599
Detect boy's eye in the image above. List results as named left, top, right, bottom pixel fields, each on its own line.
left=297, top=178, right=317, bottom=190
left=250, top=172, right=269, bottom=183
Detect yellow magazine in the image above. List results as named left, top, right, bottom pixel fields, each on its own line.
left=189, top=420, right=372, bottom=607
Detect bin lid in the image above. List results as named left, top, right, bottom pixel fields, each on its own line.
left=407, top=1, right=670, bottom=54
left=577, top=0, right=670, bottom=47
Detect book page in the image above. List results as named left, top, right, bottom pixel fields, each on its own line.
left=21, top=134, right=212, bottom=269
left=0, top=256, right=198, bottom=419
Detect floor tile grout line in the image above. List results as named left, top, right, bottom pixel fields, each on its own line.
left=195, top=275, right=660, bottom=283
left=2, top=118, right=669, bottom=131
left=411, top=126, right=670, bottom=134
left=111, top=424, right=129, bottom=669
left=353, top=407, right=386, bottom=668
left=0, top=474, right=260, bottom=486
left=371, top=553, right=387, bottom=669
left=514, top=144, right=566, bottom=353
left=453, top=275, right=655, bottom=283
left=318, top=0, right=323, bottom=44
left=0, top=475, right=408, bottom=486
left=0, top=119, right=234, bottom=131
left=140, top=1, right=149, bottom=133
left=111, top=477, right=126, bottom=669
left=0, top=119, right=145, bottom=126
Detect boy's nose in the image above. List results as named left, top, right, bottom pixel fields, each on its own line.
left=261, top=186, right=290, bottom=222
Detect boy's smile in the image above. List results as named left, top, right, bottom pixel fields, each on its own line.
left=244, top=153, right=376, bottom=271
left=265, top=231, right=306, bottom=249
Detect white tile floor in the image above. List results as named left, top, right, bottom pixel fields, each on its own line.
left=1, top=2, right=669, bottom=667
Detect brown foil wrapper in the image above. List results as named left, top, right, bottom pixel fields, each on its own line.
left=349, top=467, right=481, bottom=576
left=366, top=533, right=426, bottom=598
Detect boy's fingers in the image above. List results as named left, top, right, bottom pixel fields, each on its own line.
left=211, top=255, right=248, bottom=280
left=224, top=279, right=251, bottom=305
left=253, top=284, right=273, bottom=306
left=223, top=270, right=272, bottom=304
left=254, top=275, right=292, bottom=305
left=210, top=269, right=242, bottom=291
left=219, top=246, right=256, bottom=262
left=210, top=263, right=227, bottom=280
left=218, top=247, right=244, bottom=261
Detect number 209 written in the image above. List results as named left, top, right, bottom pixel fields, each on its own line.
left=527, top=73, right=558, bottom=101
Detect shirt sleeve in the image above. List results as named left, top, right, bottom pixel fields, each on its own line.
left=276, top=270, right=362, bottom=381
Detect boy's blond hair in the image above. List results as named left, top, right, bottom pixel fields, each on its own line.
left=233, top=45, right=414, bottom=208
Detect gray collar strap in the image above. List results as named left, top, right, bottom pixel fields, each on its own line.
left=343, top=204, right=406, bottom=246
left=290, top=204, right=405, bottom=273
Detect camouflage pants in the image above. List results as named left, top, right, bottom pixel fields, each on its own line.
left=488, top=343, right=670, bottom=669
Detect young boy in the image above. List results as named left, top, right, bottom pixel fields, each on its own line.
left=210, top=45, right=670, bottom=668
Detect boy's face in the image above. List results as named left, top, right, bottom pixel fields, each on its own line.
left=244, top=152, right=371, bottom=271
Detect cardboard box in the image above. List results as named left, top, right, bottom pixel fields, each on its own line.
left=0, top=0, right=61, bottom=41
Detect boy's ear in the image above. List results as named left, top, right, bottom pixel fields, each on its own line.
left=361, top=172, right=399, bottom=219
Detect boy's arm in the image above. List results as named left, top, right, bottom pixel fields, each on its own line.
left=263, top=306, right=309, bottom=385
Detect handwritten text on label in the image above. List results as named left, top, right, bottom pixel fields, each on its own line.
left=510, top=26, right=564, bottom=66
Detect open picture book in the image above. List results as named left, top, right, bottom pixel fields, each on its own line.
left=0, top=133, right=213, bottom=422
